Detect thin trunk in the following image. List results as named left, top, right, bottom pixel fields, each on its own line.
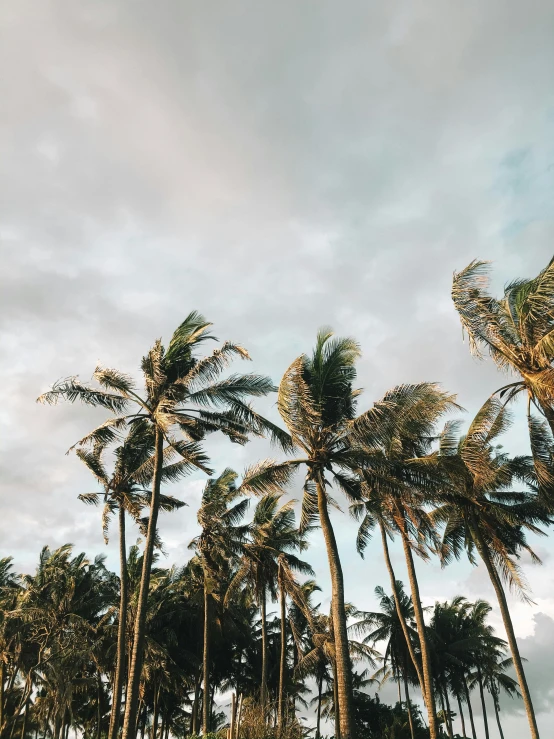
left=438, top=690, right=448, bottom=735
left=397, top=677, right=401, bottom=705
left=456, top=694, right=467, bottom=739
left=492, top=692, right=505, bottom=739
left=463, top=677, right=477, bottom=739
left=397, top=515, right=438, bottom=739
left=20, top=699, right=29, bottom=739
left=140, top=706, right=146, bottom=739
left=332, top=660, right=340, bottom=739
left=316, top=480, right=353, bottom=739
left=121, top=426, right=164, bottom=739
left=403, top=669, right=415, bottom=739
left=444, top=689, right=454, bottom=738
left=477, top=668, right=490, bottom=739
left=229, top=693, right=236, bottom=739
left=109, top=504, right=128, bottom=739
left=278, top=583, right=287, bottom=732
left=97, top=672, right=102, bottom=739
left=260, top=587, right=268, bottom=708
left=152, top=683, right=160, bottom=739
left=191, top=674, right=201, bottom=735
left=316, top=674, right=323, bottom=739
left=380, top=522, right=426, bottom=697
left=471, top=519, right=540, bottom=739
left=235, top=694, right=243, bottom=739
left=202, top=582, right=211, bottom=735
left=539, top=401, right=554, bottom=440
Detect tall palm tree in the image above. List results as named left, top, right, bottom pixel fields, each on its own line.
left=428, top=399, right=550, bottom=739
left=37, top=311, right=288, bottom=739
left=352, top=583, right=418, bottom=739
left=189, top=468, right=250, bottom=734
left=75, top=420, right=185, bottom=739
left=226, top=492, right=313, bottom=719
left=452, top=258, right=554, bottom=436
left=240, top=329, right=392, bottom=738
left=352, top=383, right=458, bottom=739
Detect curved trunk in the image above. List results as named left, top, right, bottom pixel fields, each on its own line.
left=203, top=583, right=211, bottom=735
left=278, top=583, right=287, bottom=732
left=456, top=694, right=466, bottom=739
left=380, top=521, right=426, bottom=696
left=108, top=504, right=128, bottom=739
left=316, top=674, right=323, bottom=739
left=477, top=668, right=490, bottom=739
left=471, top=518, right=540, bottom=739
left=492, top=690, right=505, bottom=739
left=122, top=425, right=164, bottom=739
left=316, top=480, right=354, bottom=739
left=403, top=665, right=415, bottom=739
left=261, top=587, right=268, bottom=708
left=444, top=689, right=454, bottom=738
left=397, top=516, right=438, bottom=739
left=463, top=677, right=477, bottom=739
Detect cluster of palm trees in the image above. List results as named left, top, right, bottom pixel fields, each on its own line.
left=2, top=256, right=554, bottom=739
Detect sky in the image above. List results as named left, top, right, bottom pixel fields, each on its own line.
left=1, top=1, right=554, bottom=736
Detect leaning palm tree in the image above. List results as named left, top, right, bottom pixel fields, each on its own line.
left=428, top=399, right=550, bottom=739
left=75, top=420, right=185, bottom=739
left=37, top=311, right=288, bottom=739
left=352, top=383, right=459, bottom=739
left=189, top=468, right=250, bottom=734
left=239, top=329, right=393, bottom=738
left=452, top=258, right=554, bottom=459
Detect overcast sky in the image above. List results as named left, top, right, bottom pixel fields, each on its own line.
left=1, top=2, right=554, bottom=736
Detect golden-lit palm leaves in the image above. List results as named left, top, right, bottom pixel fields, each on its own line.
left=428, top=399, right=549, bottom=739
left=453, top=258, right=554, bottom=445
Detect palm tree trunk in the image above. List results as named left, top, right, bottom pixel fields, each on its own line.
left=20, top=698, right=29, bottom=739
left=191, top=674, right=201, bottom=735
left=152, top=684, right=160, bottom=739
left=261, top=587, right=268, bottom=709
left=492, top=693, right=505, bottom=739
left=278, top=583, right=287, bottom=732
left=316, top=674, right=323, bottom=739
left=471, top=519, right=540, bottom=739
left=380, top=522, right=426, bottom=697
left=403, top=669, right=415, bottom=739
left=463, top=677, right=477, bottom=739
left=439, top=690, right=452, bottom=738
left=122, top=425, right=164, bottom=739
left=477, top=668, right=490, bottom=739
left=332, top=660, right=340, bottom=739
left=316, top=480, right=354, bottom=739
left=397, top=515, right=438, bottom=739
left=456, top=694, right=467, bottom=738
left=444, top=689, right=454, bottom=738
left=203, top=582, right=211, bottom=735
left=109, top=504, right=128, bottom=739
left=235, top=693, right=243, bottom=739
left=97, top=672, right=102, bottom=739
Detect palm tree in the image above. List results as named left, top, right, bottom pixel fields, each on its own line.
left=452, top=258, right=554, bottom=437
left=352, top=383, right=458, bottom=739
left=429, top=398, right=550, bottom=739
left=189, top=468, right=250, bottom=734
left=226, top=492, right=314, bottom=720
left=352, top=584, right=418, bottom=739
left=75, top=420, right=186, bottom=739
left=37, top=311, right=288, bottom=739
left=240, top=329, right=393, bottom=738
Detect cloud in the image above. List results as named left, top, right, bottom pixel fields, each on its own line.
left=1, top=2, right=554, bottom=736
